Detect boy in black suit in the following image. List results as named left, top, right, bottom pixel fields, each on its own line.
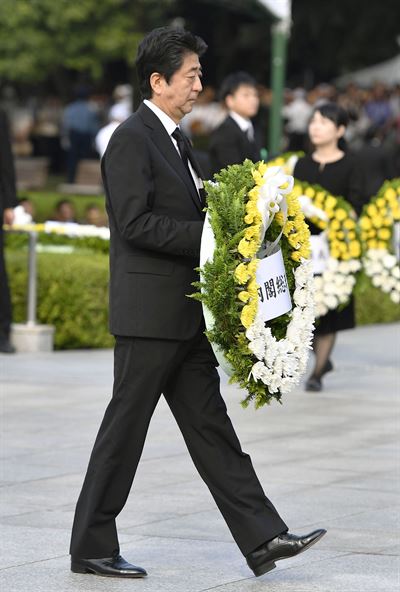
left=209, top=72, right=261, bottom=175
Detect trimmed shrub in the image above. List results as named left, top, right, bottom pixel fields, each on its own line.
left=6, top=249, right=114, bottom=349
left=5, top=230, right=109, bottom=254
left=354, top=271, right=400, bottom=326
left=4, top=245, right=399, bottom=350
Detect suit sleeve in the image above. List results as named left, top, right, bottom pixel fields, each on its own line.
left=0, top=111, right=18, bottom=212
left=210, top=128, right=245, bottom=174
left=103, top=128, right=203, bottom=258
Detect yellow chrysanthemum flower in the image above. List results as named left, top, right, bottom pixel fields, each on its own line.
left=238, top=238, right=253, bottom=258
left=238, top=291, right=250, bottom=303
left=344, top=218, right=356, bottom=230
left=247, top=259, right=259, bottom=275
left=349, top=241, right=361, bottom=257
left=245, top=225, right=261, bottom=240
left=378, top=228, right=391, bottom=240
left=246, top=200, right=258, bottom=215
left=335, top=208, right=347, bottom=221
left=304, top=187, right=315, bottom=198
left=240, top=305, right=253, bottom=329
left=257, top=162, right=268, bottom=176
left=384, top=188, right=396, bottom=200
left=234, top=263, right=251, bottom=284
left=360, top=217, right=371, bottom=230
left=247, top=279, right=258, bottom=297
left=367, top=204, right=378, bottom=217
left=291, top=185, right=302, bottom=198
left=372, top=216, right=383, bottom=229
left=291, top=251, right=302, bottom=262
left=325, top=196, right=337, bottom=209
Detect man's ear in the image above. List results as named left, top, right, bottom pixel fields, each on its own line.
left=149, top=72, right=164, bottom=97
left=337, top=124, right=346, bottom=139
left=225, top=94, right=234, bottom=111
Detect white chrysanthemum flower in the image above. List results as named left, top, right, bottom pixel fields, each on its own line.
left=248, top=337, right=266, bottom=360
left=391, top=291, right=400, bottom=304
left=382, top=253, right=397, bottom=269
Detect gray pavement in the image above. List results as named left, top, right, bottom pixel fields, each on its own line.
left=1, top=322, right=399, bottom=592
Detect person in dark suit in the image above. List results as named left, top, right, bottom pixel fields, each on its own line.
left=209, top=72, right=262, bottom=175
left=69, top=27, right=325, bottom=580
left=354, top=128, right=397, bottom=212
left=0, top=108, right=18, bottom=353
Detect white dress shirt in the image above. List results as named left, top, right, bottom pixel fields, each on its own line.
left=143, top=100, right=202, bottom=192
left=229, top=110, right=254, bottom=141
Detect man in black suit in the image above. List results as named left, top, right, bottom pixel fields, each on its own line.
left=0, top=108, right=18, bottom=353
left=69, top=27, right=325, bottom=580
left=209, top=72, right=262, bottom=175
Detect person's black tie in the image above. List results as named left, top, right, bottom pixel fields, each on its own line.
left=171, top=127, right=198, bottom=189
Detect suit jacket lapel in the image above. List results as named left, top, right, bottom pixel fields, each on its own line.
left=137, top=103, right=204, bottom=214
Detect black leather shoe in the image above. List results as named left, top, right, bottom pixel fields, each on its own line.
left=246, top=529, right=327, bottom=577
left=305, top=376, right=322, bottom=392
left=71, top=554, right=147, bottom=578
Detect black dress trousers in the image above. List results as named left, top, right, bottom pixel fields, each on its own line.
left=69, top=325, right=287, bottom=559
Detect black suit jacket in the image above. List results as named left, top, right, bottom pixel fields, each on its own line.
left=102, top=102, right=205, bottom=340
left=0, top=109, right=17, bottom=215
left=209, top=115, right=261, bottom=175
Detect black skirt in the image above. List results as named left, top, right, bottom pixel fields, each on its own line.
left=315, top=296, right=355, bottom=335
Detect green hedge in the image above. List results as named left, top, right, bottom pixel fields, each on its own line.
left=5, top=245, right=399, bottom=350
left=5, top=229, right=109, bottom=254
left=6, top=249, right=113, bottom=349
left=354, top=271, right=400, bottom=326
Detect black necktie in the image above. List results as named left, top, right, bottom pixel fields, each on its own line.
left=171, top=127, right=198, bottom=189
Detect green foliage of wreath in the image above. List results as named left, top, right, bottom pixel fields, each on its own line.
left=191, top=160, right=302, bottom=407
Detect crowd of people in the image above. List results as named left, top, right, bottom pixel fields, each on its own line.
left=1, top=79, right=399, bottom=186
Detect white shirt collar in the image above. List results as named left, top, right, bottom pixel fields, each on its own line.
left=143, top=99, right=202, bottom=190
left=229, top=110, right=252, bottom=133
left=143, top=99, right=178, bottom=136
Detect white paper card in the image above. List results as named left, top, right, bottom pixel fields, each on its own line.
left=310, top=233, right=330, bottom=274
left=256, top=248, right=292, bottom=322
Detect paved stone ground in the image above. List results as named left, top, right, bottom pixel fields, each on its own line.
left=1, top=323, right=399, bottom=592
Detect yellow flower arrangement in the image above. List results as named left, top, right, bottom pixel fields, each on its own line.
left=235, top=162, right=311, bottom=329
left=266, top=151, right=304, bottom=175
left=359, top=179, right=400, bottom=251
left=294, top=180, right=361, bottom=261
left=360, top=179, right=400, bottom=305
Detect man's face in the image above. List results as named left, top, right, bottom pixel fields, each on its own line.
left=226, top=84, right=259, bottom=119
left=151, top=52, right=203, bottom=123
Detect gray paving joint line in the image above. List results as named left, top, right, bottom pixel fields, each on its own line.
left=0, top=554, right=68, bottom=572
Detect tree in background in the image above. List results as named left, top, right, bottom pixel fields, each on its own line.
left=0, top=0, right=176, bottom=93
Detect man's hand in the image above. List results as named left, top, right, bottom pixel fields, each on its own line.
left=3, top=208, right=15, bottom=226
